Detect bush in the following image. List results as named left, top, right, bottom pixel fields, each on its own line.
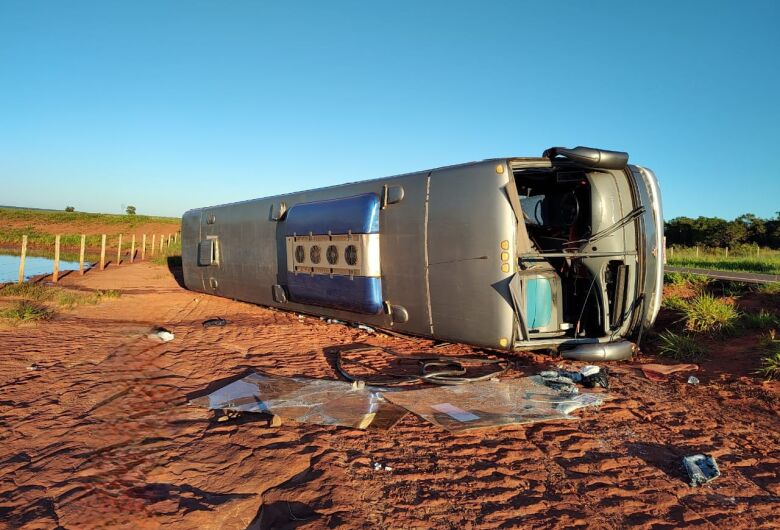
left=682, top=294, right=740, bottom=333
left=657, top=330, right=706, bottom=361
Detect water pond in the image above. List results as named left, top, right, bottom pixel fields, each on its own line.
left=0, top=254, right=86, bottom=283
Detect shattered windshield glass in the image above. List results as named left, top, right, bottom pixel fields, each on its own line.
left=383, top=376, right=603, bottom=433
left=190, top=372, right=408, bottom=430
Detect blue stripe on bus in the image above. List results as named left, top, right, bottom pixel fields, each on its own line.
left=284, top=193, right=380, bottom=236
left=287, top=274, right=383, bottom=314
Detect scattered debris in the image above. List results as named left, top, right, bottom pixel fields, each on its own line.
left=217, top=410, right=242, bottom=422
left=683, top=454, right=721, bottom=487
left=371, top=462, right=392, bottom=472
left=687, top=376, right=700, bottom=385
left=202, top=317, right=228, bottom=328
left=355, top=324, right=375, bottom=333
left=326, top=318, right=343, bottom=325
left=147, top=327, right=174, bottom=342
left=539, top=371, right=579, bottom=394
left=539, top=365, right=608, bottom=391
left=638, top=363, right=698, bottom=382
left=26, top=363, right=40, bottom=371
left=579, top=365, right=610, bottom=389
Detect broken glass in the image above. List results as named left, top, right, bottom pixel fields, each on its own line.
left=190, top=372, right=407, bottom=430
left=383, top=376, right=604, bottom=433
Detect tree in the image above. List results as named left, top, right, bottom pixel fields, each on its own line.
left=665, top=213, right=779, bottom=249
left=126, top=205, right=137, bottom=215
left=65, top=206, right=75, bottom=212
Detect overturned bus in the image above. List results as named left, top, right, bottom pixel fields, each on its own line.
left=181, top=146, right=663, bottom=361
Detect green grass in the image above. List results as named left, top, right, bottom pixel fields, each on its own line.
left=681, top=294, right=740, bottom=333
left=0, top=207, right=179, bottom=226
left=151, top=240, right=182, bottom=266
left=0, top=207, right=180, bottom=248
left=667, top=246, right=780, bottom=275
left=663, top=271, right=712, bottom=292
left=0, top=300, right=53, bottom=322
left=662, top=294, right=690, bottom=312
left=656, top=330, right=706, bottom=361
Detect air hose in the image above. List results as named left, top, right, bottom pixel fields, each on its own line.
left=334, top=345, right=510, bottom=386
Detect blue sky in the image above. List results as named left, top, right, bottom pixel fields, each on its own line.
left=1, top=1, right=778, bottom=220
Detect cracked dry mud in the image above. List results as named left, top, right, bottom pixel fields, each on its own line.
left=1, top=262, right=779, bottom=529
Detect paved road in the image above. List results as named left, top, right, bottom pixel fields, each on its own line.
left=665, top=266, right=780, bottom=284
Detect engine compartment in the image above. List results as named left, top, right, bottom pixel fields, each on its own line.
left=513, top=166, right=635, bottom=342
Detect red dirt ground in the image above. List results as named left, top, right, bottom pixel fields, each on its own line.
left=0, top=263, right=778, bottom=529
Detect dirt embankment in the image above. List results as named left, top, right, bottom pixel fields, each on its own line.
left=0, top=263, right=778, bottom=529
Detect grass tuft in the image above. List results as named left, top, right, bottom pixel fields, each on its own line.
left=0, top=283, right=121, bottom=309
left=0, top=300, right=53, bottom=321
left=0, top=282, right=56, bottom=301
left=656, top=330, right=706, bottom=361
left=757, top=330, right=780, bottom=380
left=741, top=310, right=780, bottom=331
left=681, top=294, right=740, bottom=333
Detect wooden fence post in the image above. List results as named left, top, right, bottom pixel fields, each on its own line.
left=100, top=234, right=107, bottom=270
left=151, top=234, right=156, bottom=256
left=167, top=233, right=171, bottom=247
left=130, top=234, right=136, bottom=263
left=142, top=234, right=147, bottom=260
left=79, top=234, right=86, bottom=275
left=17, top=235, right=27, bottom=284
left=116, top=234, right=123, bottom=265
left=159, top=234, right=164, bottom=253
left=725, top=246, right=729, bottom=258
left=53, top=235, right=61, bottom=282
left=696, top=246, right=699, bottom=258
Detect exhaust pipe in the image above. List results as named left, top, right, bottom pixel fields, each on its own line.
left=561, top=340, right=635, bottom=362
left=543, top=146, right=629, bottom=170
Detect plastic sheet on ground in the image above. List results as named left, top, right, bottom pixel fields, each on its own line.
left=190, top=372, right=408, bottom=430
left=383, top=376, right=604, bottom=433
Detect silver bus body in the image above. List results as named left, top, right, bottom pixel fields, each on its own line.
left=181, top=147, right=663, bottom=353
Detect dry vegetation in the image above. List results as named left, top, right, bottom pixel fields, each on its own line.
left=0, top=282, right=121, bottom=324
